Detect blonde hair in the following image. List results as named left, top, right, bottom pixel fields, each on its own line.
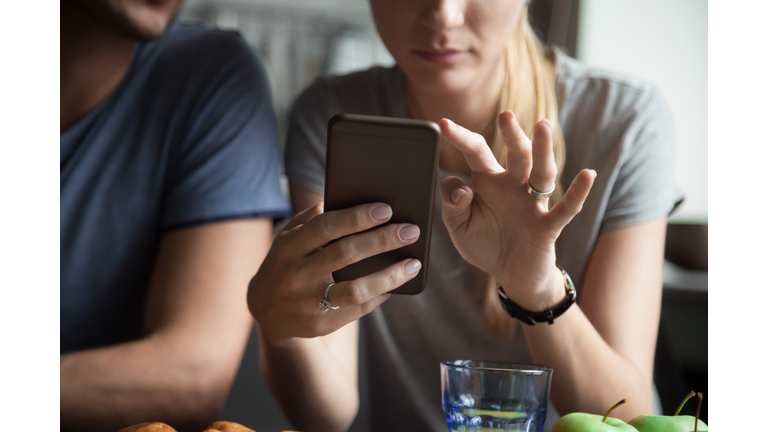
left=478, top=7, right=565, bottom=338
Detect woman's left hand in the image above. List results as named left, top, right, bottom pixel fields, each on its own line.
left=439, top=111, right=595, bottom=311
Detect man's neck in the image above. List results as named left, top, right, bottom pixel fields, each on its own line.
left=405, top=60, right=506, bottom=175
left=60, top=5, right=136, bottom=133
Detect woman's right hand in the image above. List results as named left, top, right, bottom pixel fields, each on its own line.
left=247, top=201, right=422, bottom=346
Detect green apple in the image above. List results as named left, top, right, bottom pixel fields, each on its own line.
left=551, top=399, right=638, bottom=432
left=628, top=391, right=707, bottom=432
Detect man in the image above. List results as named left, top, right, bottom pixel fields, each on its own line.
left=60, top=0, right=289, bottom=430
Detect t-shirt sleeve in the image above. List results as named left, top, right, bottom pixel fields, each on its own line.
left=601, top=87, right=685, bottom=231
left=283, top=77, right=333, bottom=196
left=161, top=32, right=290, bottom=230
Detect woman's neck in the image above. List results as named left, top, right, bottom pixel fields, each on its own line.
left=405, top=58, right=506, bottom=175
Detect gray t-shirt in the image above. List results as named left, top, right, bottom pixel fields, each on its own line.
left=284, top=50, right=683, bottom=432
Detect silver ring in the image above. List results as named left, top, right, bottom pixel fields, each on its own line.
left=527, top=182, right=555, bottom=199
left=319, top=283, right=339, bottom=312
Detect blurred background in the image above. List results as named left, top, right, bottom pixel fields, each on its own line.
left=178, top=0, right=708, bottom=429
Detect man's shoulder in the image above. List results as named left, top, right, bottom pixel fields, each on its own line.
left=142, top=20, right=255, bottom=68
left=128, top=19, right=271, bottom=119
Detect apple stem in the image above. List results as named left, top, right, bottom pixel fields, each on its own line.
left=674, top=391, right=697, bottom=416
left=602, top=399, right=627, bottom=423
left=694, top=392, right=703, bottom=432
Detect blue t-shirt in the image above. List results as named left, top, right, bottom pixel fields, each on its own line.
left=60, top=20, right=290, bottom=354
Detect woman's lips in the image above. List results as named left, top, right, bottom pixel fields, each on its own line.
left=412, top=49, right=464, bottom=64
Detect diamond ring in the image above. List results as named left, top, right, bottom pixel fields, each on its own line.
left=319, top=282, right=339, bottom=312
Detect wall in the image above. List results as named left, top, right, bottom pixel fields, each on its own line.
left=578, top=0, right=708, bottom=223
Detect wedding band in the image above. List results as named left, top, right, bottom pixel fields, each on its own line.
left=527, top=182, right=555, bottom=199
left=319, top=283, right=339, bottom=312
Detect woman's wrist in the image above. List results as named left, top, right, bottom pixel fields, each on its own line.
left=498, top=265, right=566, bottom=312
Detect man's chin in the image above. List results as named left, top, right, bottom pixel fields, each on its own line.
left=114, top=10, right=175, bottom=41
left=119, top=0, right=185, bottom=40
left=126, top=20, right=173, bottom=41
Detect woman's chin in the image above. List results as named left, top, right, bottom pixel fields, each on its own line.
left=402, top=67, right=476, bottom=96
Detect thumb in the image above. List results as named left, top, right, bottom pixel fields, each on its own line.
left=440, top=176, right=473, bottom=232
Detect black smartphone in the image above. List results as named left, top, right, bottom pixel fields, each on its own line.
left=324, top=113, right=441, bottom=295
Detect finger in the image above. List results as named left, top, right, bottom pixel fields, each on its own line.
left=439, top=176, right=473, bottom=233
left=313, top=223, right=421, bottom=274
left=292, top=202, right=393, bottom=254
left=329, top=258, right=422, bottom=308
left=320, top=292, right=391, bottom=336
left=498, top=111, right=532, bottom=181
left=283, top=201, right=324, bottom=232
left=547, top=169, right=596, bottom=232
left=529, top=120, right=557, bottom=195
left=439, top=118, right=504, bottom=174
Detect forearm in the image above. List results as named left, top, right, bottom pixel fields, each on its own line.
left=258, top=327, right=359, bottom=432
left=437, top=112, right=665, bottom=420
left=521, top=305, right=654, bottom=420
left=61, top=220, right=269, bottom=432
left=60, top=336, right=224, bottom=432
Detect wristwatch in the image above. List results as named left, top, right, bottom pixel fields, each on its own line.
left=497, top=265, right=577, bottom=325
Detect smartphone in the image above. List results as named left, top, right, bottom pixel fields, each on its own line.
left=324, top=113, right=441, bottom=295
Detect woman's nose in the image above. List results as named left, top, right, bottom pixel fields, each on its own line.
left=419, top=0, right=465, bottom=32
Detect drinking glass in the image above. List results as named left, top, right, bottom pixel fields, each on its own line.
left=441, top=360, right=553, bottom=432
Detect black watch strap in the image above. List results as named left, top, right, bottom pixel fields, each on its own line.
left=497, top=265, right=577, bottom=325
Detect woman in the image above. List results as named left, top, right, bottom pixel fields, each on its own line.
left=248, top=1, right=682, bottom=431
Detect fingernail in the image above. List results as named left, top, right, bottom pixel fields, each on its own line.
left=444, top=118, right=455, bottom=126
left=451, top=187, right=468, bottom=203
left=404, top=259, right=422, bottom=276
left=399, top=225, right=420, bottom=240
left=590, top=169, right=597, bottom=179
left=371, top=205, right=392, bottom=221
left=542, top=119, right=551, bottom=129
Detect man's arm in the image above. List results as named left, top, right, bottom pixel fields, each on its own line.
left=61, top=218, right=272, bottom=432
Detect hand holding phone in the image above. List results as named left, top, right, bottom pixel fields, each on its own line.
left=325, top=114, right=441, bottom=295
